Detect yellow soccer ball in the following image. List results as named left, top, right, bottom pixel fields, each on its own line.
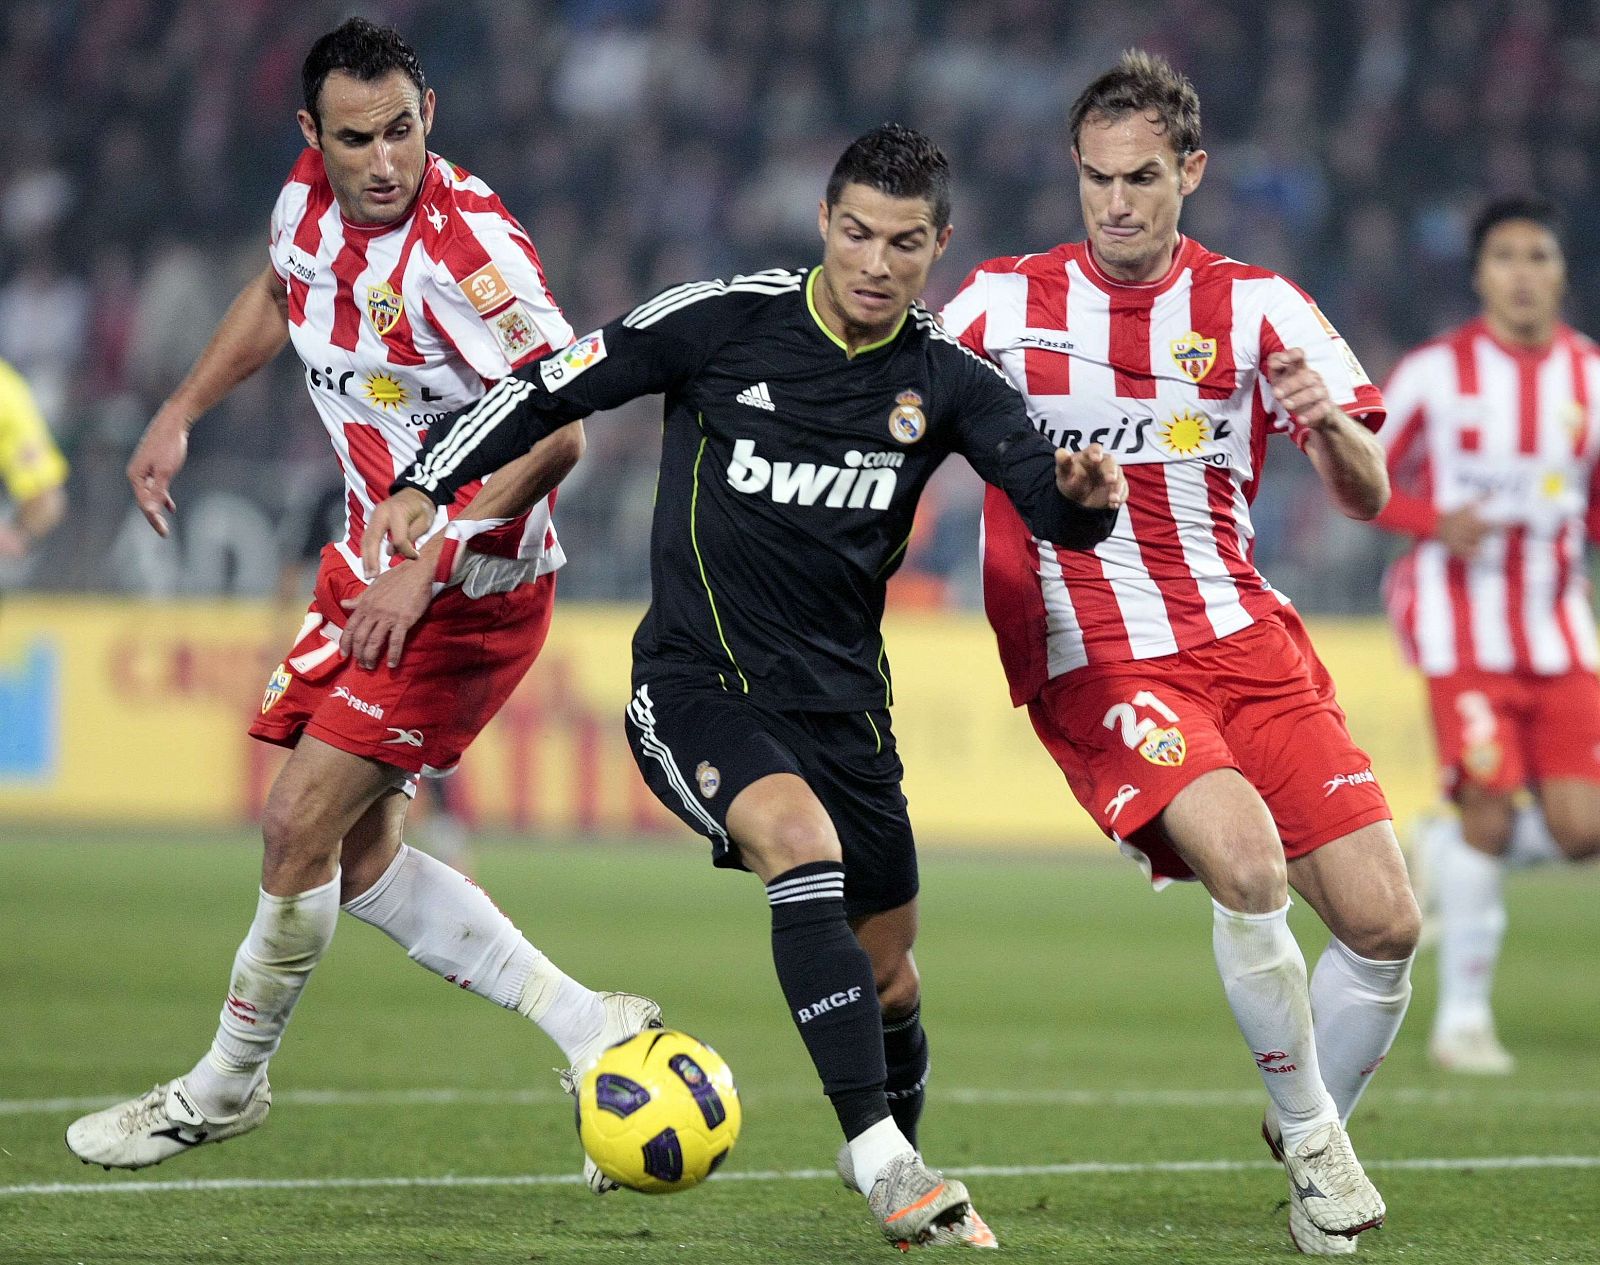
left=575, top=1029, right=742, bottom=1194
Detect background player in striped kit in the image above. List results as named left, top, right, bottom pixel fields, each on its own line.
left=67, top=19, right=658, bottom=1188
left=1375, top=197, right=1600, bottom=1075
left=942, top=51, right=1419, bottom=1255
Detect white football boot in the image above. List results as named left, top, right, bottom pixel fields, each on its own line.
left=865, top=1152, right=994, bottom=1250
left=1271, top=1118, right=1385, bottom=1239
left=837, top=1143, right=998, bottom=1249
left=1429, top=1022, right=1515, bottom=1075
left=1263, top=1109, right=1358, bottom=1255
left=66, top=1077, right=270, bottom=1170
left=557, top=992, right=664, bottom=1194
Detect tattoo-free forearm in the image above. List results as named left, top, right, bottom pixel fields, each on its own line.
left=1305, top=409, right=1390, bottom=520
left=454, top=421, right=585, bottom=523
left=163, top=265, right=291, bottom=427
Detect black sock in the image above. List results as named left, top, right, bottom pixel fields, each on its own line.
left=883, top=1003, right=929, bottom=1148
left=767, top=862, right=889, bottom=1140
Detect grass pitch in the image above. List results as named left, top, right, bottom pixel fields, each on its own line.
left=1, top=834, right=1596, bottom=1263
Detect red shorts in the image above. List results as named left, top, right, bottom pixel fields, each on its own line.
left=1026, top=609, right=1391, bottom=882
left=249, top=546, right=555, bottom=775
left=1426, top=667, right=1600, bottom=797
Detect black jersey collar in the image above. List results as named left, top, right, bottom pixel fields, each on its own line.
left=804, top=267, right=908, bottom=359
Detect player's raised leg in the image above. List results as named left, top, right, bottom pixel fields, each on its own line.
left=843, top=900, right=997, bottom=1248
left=728, top=774, right=985, bottom=1248
left=1291, top=823, right=1419, bottom=1121
left=1157, top=769, right=1386, bottom=1239
left=338, top=782, right=648, bottom=1074
left=65, top=737, right=391, bottom=1168
left=1271, top=822, right=1418, bottom=1253
left=851, top=902, right=929, bottom=1149
left=336, top=769, right=660, bottom=1196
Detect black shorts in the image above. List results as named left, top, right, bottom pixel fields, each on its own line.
left=624, top=679, right=918, bottom=917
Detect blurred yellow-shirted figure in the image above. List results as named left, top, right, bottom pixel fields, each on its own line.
left=0, top=357, right=67, bottom=563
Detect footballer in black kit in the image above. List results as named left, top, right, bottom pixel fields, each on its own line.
left=371, top=124, right=1124, bottom=1247
left=397, top=264, right=1114, bottom=902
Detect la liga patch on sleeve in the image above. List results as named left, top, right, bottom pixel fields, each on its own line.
left=539, top=330, right=607, bottom=391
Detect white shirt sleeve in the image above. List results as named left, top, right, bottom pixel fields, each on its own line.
left=1259, top=277, right=1385, bottom=444
left=426, top=211, right=575, bottom=378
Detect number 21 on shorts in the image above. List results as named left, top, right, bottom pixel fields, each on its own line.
left=1103, top=690, right=1188, bottom=767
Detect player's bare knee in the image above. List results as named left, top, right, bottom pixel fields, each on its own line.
left=1545, top=819, right=1600, bottom=861
left=260, top=786, right=340, bottom=885
left=1344, top=903, right=1422, bottom=962
left=258, top=792, right=304, bottom=860
left=874, top=954, right=920, bottom=1017
left=1459, top=796, right=1514, bottom=855
left=742, top=814, right=840, bottom=877
left=1206, top=851, right=1287, bottom=913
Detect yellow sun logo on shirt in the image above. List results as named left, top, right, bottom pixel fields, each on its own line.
left=362, top=373, right=410, bottom=410
left=1158, top=409, right=1212, bottom=455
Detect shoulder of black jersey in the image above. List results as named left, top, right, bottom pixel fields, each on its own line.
left=621, top=268, right=805, bottom=330
left=908, top=303, right=1015, bottom=388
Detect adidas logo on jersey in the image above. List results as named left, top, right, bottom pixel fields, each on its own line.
left=735, top=382, right=776, bottom=411
left=726, top=438, right=902, bottom=509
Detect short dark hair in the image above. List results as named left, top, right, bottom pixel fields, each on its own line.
left=1069, top=49, right=1201, bottom=159
left=825, top=124, right=952, bottom=229
left=302, top=17, right=427, bottom=133
left=1470, top=196, right=1562, bottom=263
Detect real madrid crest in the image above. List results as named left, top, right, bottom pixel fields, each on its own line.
left=888, top=389, right=926, bottom=444
left=365, top=281, right=405, bottom=336
left=1169, top=331, right=1217, bottom=382
left=695, top=760, right=721, bottom=799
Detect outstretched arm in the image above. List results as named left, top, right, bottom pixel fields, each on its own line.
left=952, top=356, right=1125, bottom=549
left=341, top=422, right=585, bottom=669
left=374, top=295, right=721, bottom=562
left=1269, top=348, right=1389, bottom=520
left=128, top=263, right=290, bottom=536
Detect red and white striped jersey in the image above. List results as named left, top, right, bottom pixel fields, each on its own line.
left=1375, top=319, right=1600, bottom=677
left=270, top=149, right=573, bottom=582
left=943, top=236, right=1384, bottom=705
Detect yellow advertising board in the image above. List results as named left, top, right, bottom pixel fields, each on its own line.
left=0, top=597, right=1436, bottom=846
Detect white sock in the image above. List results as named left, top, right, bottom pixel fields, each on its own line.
left=1432, top=821, right=1505, bottom=1034
left=185, top=872, right=341, bottom=1117
left=342, top=844, right=603, bottom=1062
left=516, top=956, right=609, bottom=1067
left=849, top=1115, right=916, bottom=1194
left=1309, top=938, right=1413, bottom=1123
left=1506, top=805, right=1562, bottom=868
left=1211, top=899, right=1338, bottom=1149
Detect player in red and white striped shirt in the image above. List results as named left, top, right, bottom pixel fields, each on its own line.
left=1376, top=197, right=1600, bottom=1076
left=72, top=20, right=658, bottom=1184
left=944, top=52, right=1418, bottom=1252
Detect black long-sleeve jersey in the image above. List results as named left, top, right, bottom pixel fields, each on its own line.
left=398, top=267, right=1117, bottom=711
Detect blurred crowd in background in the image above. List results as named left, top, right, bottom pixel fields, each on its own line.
left=2, top=0, right=1596, bottom=609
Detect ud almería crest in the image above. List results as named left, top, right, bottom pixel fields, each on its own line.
left=1169, top=331, right=1217, bottom=383
left=366, top=281, right=405, bottom=336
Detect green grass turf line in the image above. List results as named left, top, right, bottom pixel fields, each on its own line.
left=1, top=835, right=1596, bottom=1262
